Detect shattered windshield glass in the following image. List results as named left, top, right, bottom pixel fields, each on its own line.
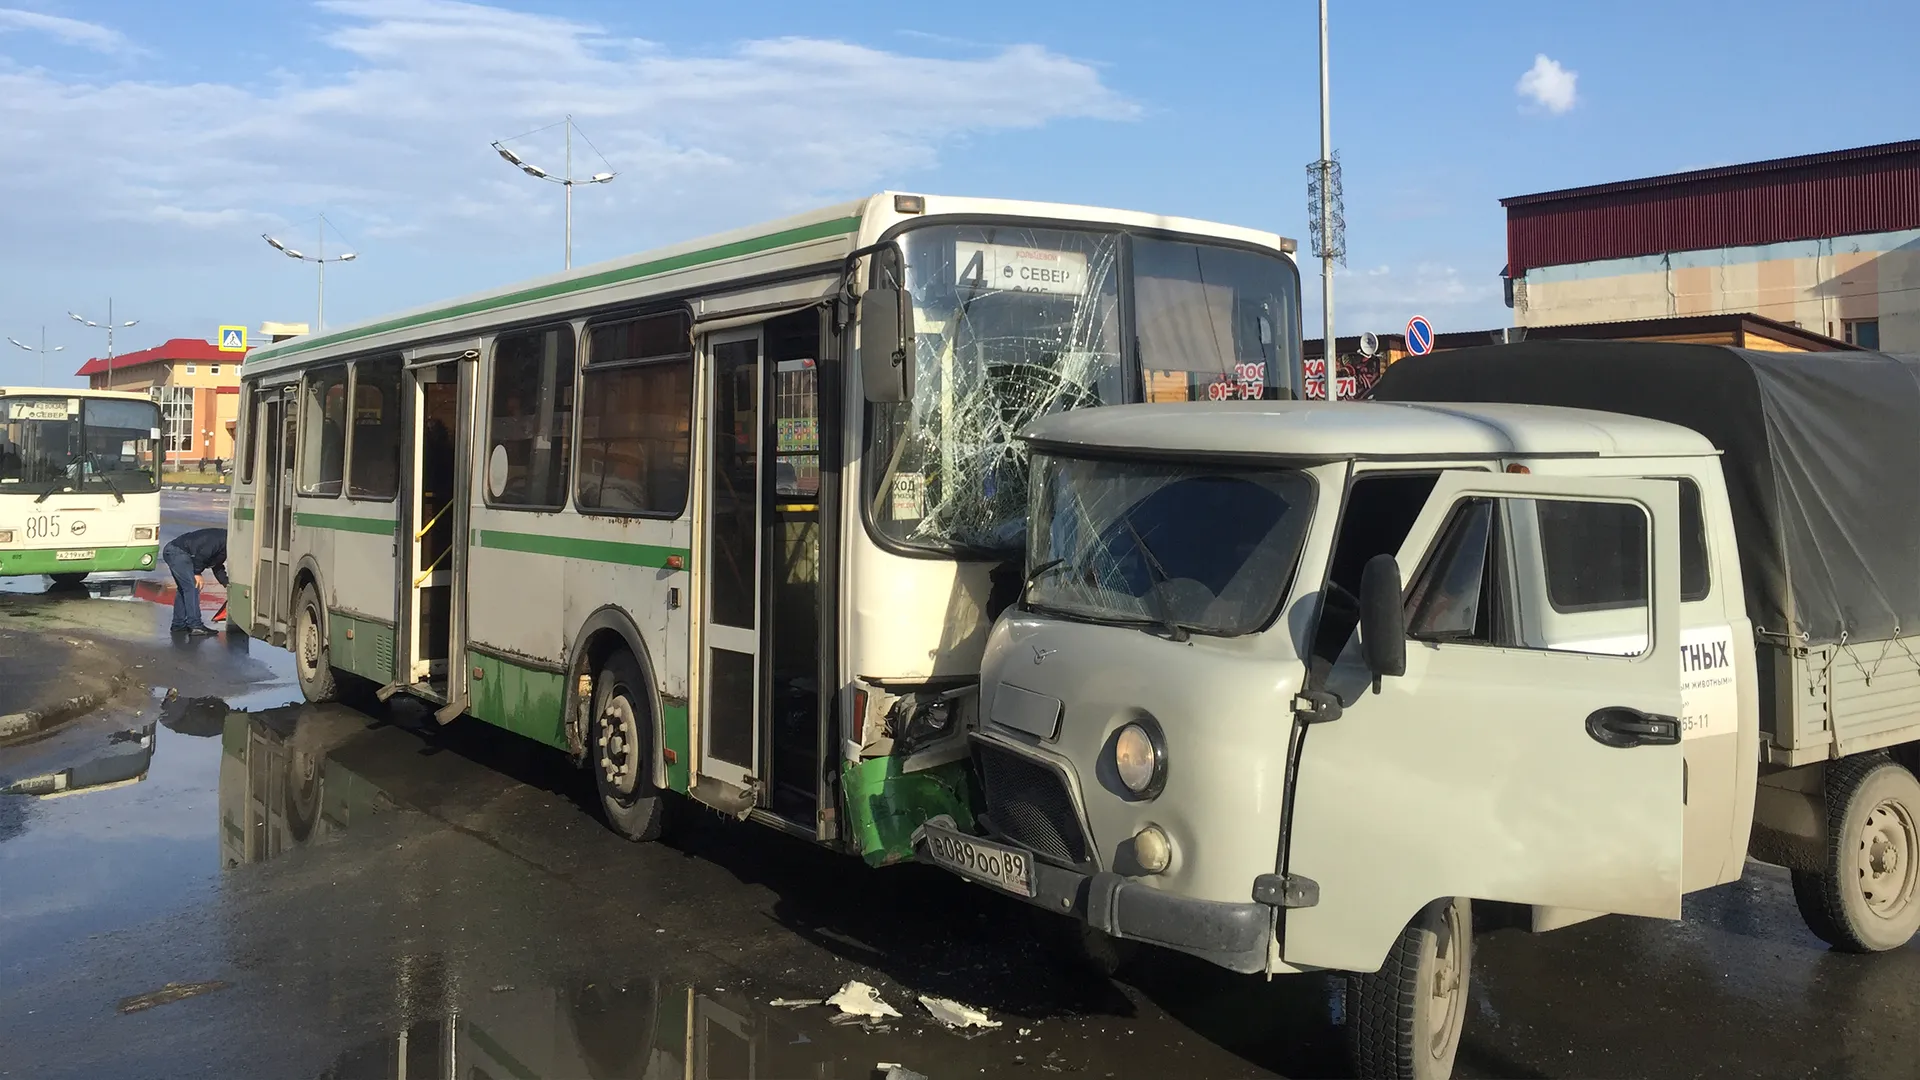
left=865, top=223, right=1300, bottom=555
left=1026, top=454, right=1312, bottom=636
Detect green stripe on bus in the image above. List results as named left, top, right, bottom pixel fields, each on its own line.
left=245, top=214, right=863, bottom=365
left=0, top=544, right=157, bottom=577
left=232, top=507, right=255, bottom=520
left=293, top=511, right=395, bottom=535
left=472, top=528, right=688, bottom=570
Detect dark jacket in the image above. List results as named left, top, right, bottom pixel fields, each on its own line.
left=165, top=528, right=228, bottom=585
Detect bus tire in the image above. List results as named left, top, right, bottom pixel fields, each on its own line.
left=49, top=572, right=88, bottom=587
left=1791, top=755, right=1920, bottom=953
left=292, top=582, right=341, bottom=704
left=1347, top=897, right=1470, bottom=1080
left=591, top=649, right=667, bottom=842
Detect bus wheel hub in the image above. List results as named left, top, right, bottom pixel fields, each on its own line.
left=597, top=697, right=639, bottom=794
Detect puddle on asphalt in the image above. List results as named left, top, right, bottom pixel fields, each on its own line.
left=318, top=977, right=899, bottom=1080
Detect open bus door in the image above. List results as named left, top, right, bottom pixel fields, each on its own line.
left=389, top=344, right=475, bottom=720
left=251, top=384, right=299, bottom=645
left=693, top=308, right=830, bottom=834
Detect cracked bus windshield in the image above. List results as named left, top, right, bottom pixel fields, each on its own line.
left=867, top=223, right=1300, bottom=554
left=0, top=396, right=161, bottom=494
left=1026, top=454, right=1313, bottom=636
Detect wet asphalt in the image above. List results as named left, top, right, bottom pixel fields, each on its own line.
left=2, top=493, right=1919, bottom=1079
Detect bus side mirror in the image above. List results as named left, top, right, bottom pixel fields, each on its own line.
left=860, top=283, right=915, bottom=404
left=1359, top=554, right=1407, bottom=681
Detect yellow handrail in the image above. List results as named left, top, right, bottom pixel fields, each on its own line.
left=415, top=501, right=452, bottom=541
left=412, top=546, right=449, bottom=587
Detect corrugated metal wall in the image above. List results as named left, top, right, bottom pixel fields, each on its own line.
left=1506, top=143, right=1920, bottom=274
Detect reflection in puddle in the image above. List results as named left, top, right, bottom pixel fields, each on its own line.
left=2, top=722, right=155, bottom=799
left=319, top=977, right=858, bottom=1080
left=219, top=707, right=393, bottom=869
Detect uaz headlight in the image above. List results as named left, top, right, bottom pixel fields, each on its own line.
left=1114, top=720, right=1166, bottom=799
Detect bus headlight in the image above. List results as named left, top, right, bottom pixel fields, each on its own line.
left=1114, top=721, right=1166, bottom=799
left=0, top=529, right=12, bottom=543
left=134, top=526, right=157, bottom=540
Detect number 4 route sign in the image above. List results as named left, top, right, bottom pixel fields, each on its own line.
left=1405, top=316, right=1434, bottom=356
left=218, top=325, right=248, bottom=353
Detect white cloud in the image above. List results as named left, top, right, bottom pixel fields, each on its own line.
left=1516, top=54, right=1578, bottom=115
left=1309, top=262, right=1507, bottom=338
left=0, top=0, right=1137, bottom=259
left=0, top=7, right=135, bottom=54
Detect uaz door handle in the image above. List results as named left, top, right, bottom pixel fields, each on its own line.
left=1585, top=707, right=1681, bottom=749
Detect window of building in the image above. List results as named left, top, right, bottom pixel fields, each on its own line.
left=349, top=357, right=402, bottom=499
left=211, top=365, right=221, bottom=375
left=160, top=386, right=194, bottom=457
left=296, top=366, right=348, bottom=496
left=185, top=364, right=197, bottom=375
left=577, top=311, right=692, bottom=515
left=486, top=325, right=576, bottom=508
left=1844, top=319, right=1880, bottom=350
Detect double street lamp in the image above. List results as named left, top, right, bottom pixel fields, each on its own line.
left=263, top=214, right=357, bottom=331
left=492, top=115, right=616, bottom=270
left=68, top=301, right=139, bottom=389
left=6, top=328, right=64, bottom=385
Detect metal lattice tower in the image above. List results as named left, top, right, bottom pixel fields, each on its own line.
left=1307, top=151, right=1346, bottom=266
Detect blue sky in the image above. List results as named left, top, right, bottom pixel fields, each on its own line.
left=1, top=0, right=1915, bottom=382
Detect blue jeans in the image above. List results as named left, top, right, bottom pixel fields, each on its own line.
left=164, top=547, right=202, bottom=630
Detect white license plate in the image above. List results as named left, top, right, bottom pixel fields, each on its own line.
left=55, top=549, right=95, bottom=562
left=923, top=824, right=1033, bottom=897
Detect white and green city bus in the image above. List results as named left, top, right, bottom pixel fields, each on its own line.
left=0, top=387, right=163, bottom=583
left=228, top=192, right=1300, bottom=862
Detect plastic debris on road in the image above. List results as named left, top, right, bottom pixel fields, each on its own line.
left=826, top=980, right=902, bottom=1020
left=919, top=994, right=1002, bottom=1030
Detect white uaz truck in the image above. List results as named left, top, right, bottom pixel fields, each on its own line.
left=916, top=341, right=1920, bottom=1080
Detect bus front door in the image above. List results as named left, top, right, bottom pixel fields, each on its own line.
left=251, top=386, right=298, bottom=646
left=698, top=329, right=765, bottom=806
left=395, top=352, right=472, bottom=716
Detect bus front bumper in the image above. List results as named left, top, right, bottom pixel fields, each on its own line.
left=0, top=544, right=158, bottom=577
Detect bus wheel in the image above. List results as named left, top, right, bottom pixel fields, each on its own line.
left=591, top=650, right=666, bottom=842
left=49, top=572, right=88, bottom=587
left=1792, top=755, right=1920, bottom=953
left=1035, top=910, right=1137, bottom=978
left=1348, top=897, right=1470, bottom=1080
left=292, top=582, right=340, bottom=704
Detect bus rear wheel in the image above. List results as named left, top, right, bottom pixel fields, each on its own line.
left=292, top=582, right=341, bottom=704
left=591, top=650, right=667, bottom=842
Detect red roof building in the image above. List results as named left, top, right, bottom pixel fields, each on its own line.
left=76, top=337, right=246, bottom=465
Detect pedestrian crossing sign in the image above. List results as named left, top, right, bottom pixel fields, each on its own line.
left=217, top=325, right=248, bottom=353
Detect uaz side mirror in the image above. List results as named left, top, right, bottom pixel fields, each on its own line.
left=1358, top=553, right=1407, bottom=681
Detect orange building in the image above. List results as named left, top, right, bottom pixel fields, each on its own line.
left=76, top=337, right=247, bottom=464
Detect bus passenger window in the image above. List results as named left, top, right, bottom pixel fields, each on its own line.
left=297, top=366, right=348, bottom=496
left=578, top=312, right=692, bottom=516
left=348, top=357, right=401, bottom=500
left=487, top=326, right=576, bottom=508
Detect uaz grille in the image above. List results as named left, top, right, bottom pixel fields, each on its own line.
left=975, top=742, right=1089, bottom=865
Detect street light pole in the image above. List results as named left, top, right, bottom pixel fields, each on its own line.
left=6, top=327, right=66, bottom=385
left=1318, top=0, right=1336, bottom=373
left=68, top=300, right=139, bottom=390
left=493, top=115, right=617, bottom=271
left=263, top=214, right=357, bottom=331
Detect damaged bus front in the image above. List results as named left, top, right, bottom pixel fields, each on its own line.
left=843, top=209, right=1303, bottom=863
